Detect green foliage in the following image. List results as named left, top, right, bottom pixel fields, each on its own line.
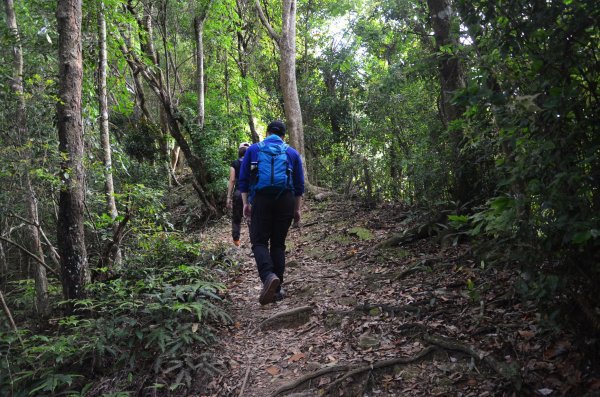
left=454, top=0, right=600, bottom=310
left=121, top=119, right=162, bottom=163
left=347, top=227, right=374, bottom=241
left=0, top=234, right=232, bottom=395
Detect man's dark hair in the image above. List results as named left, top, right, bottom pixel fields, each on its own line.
left=238, top=146, right=248, bottom=158
left=267, top=120, right=286, bottom=136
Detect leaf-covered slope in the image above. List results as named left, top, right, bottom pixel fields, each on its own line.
left=199, top=197, right=598, bottom=396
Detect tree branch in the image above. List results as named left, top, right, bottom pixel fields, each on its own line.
left=0, top=289, right=23, bottom=346
left=254, top=0, right=280, bottom=45
left=0, top=236, right=59, bottom=278
left=7, top=213, right=60, bottom=267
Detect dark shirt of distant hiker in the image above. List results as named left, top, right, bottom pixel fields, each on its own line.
left=239, top=120, right=304, bottom=305
left=227, top=142, right=250, bottom=247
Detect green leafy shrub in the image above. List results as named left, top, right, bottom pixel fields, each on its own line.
left=0, top=234, right=232, bottom=396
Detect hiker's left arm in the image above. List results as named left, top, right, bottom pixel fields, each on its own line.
left=242, top=192, right=251, bottom=218
left=226, top=167, right=235, bottom=209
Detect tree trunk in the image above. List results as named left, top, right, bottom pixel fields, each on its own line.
left=426, top=0, right=471, bottom=207
left=57, top=0, right=88, bottom=302
left=193, top=1, right=213, bottom=128
left=120, top=5, right=217, bottom=212
left=25, top=177, right=49, bottom=316
left=0, top=239, right=6, bottom=283
left=255, top=0, right=308, bottom=178
left=234, top=5, right=260, bottom=142
left=279, top=0, right=305, bottom=159
left=4, top=0, right=49, bottom=317
left=245, top=96, right=260, bottom=143
left=132, top=70, right=151, bottom=120
left=98, top=1, right=121, bottom=268
left=195, top=15, right=206, bottom=129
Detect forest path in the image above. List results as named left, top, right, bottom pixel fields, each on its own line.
left=198, top=198, right=541, bottom=396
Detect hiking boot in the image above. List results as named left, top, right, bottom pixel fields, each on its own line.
left=274, top=287, right=286, bottom=302
left=233, top=240, right=240, bottom=247
left=259, top=274, right=280, bottom=305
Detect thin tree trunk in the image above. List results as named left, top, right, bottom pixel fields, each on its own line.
left=195, top=15, right=206, bottom=128
left=0, top=290, right=22, bottom=344
left=279, top=0, right=305, bottom=159
left=132, top=70, right=151, bottom=120
left=143, top=5, right=173, bottom=180
left=142, top=4, right=159, bottom=66
left=236, top=0, right=260, bottom=143
left=0, top=239, right=6, bottom=282
left=98, top=1, right=121, bottom=267
left=245, top=96, right=259, bottom=143
left=119, top=6, right=217, bottom=212
left=25, top=177, right=49, bottom=315
left=255, top=0, right=308, bottom=178
left=426, top=0, right=471, bottom=206
left=4, top=0, right=49, bottom=317
left=193, top=0, right=214, bottom=127
left=224, top=50, right=230, bottom=114
left=57, top=0, right=88, bottom=303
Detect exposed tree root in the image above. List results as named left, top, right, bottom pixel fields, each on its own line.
left=313, top=191, right=337, bottom=202
left=324, top=346, right=436, bottom=395
left=423, top=334, right=522, bottom=389
left=395, top=257, right=446, bottom=280
left=396, top=264, right=430, bottom=280
left=270, top=347, right=436, bottom=397
left=354, top=302, right=427, bottom=315
left=238, top=364, right=251, bottom=397
left=372, top=213, right=448, bottom=250
left=260, top=306, right=314, bottom=331
left=575, top=294, right=600, bottom=332
left=270, top=331, right=525, bottom=396
left=270, top=364, right=351, bottom=397
left=325, top=301, right=431, bottom=320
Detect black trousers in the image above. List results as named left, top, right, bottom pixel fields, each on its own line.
left=231, top=190, right=243, bottom=240
left=250, top=191, right=295, bottom=288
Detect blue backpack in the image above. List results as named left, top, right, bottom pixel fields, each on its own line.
left=251, top=141, right=293, bottom=198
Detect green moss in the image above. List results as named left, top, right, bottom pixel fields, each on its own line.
left=347, top=227, right=374, bottom=240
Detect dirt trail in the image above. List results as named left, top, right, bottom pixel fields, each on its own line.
left=198, top=198, right=584, bottom=396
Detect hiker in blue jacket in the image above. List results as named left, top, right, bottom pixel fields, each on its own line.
left=239, top=120, right=304, bottom=305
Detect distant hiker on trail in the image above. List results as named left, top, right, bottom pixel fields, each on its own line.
left=227, top=142, right=250, bottom=247
left=239, top=120, right=304, bottom=305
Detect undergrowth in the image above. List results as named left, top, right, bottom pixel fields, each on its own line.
left=0, top=233, right=235, bottom=396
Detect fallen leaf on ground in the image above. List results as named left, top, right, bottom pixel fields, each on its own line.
left=544, top=340, right=571, bottom=360
left=266, top=366, right=280, bottom=376
left=288, top=353, right=305, bottom=363
left=518, top=330, right=535, bottom=340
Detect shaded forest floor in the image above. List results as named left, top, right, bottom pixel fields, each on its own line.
left=195, top=197, right=598, bottom=397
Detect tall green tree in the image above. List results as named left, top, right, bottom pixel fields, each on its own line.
left=255, top=0, right=307, bottom=173
left=97, top=0, right=121, bottom=268
left=56, top=0, right=88, bottom=302
left=194, top=0, right=214, bottom=129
